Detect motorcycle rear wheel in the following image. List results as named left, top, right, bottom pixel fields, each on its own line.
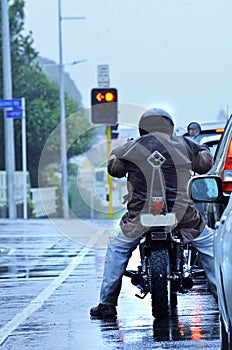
left=149, top=242, right=171, bottom=319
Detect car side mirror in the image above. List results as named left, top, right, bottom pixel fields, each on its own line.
left=187, top=175, right=222, bottom=202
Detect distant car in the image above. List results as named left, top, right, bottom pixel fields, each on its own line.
left=188, top=175, right=232, bottom=350
left=176, top=120, right=226, bottom=156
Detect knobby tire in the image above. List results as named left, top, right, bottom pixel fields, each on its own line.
left=149, top=242, right=170, bottom=319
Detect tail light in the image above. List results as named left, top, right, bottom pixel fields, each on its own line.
left=222, top=137, right=232, bottom=192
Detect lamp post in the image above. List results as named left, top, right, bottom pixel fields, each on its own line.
left=58, top=0, right=85, bottom=218
left=1, top=0, right=17, bottom=219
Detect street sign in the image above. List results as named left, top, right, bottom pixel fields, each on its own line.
left=6, top=110, right=23, bottom=118
left=0, top=99, right=22, bottom=109
left=97, top=64, right=109, bottom=87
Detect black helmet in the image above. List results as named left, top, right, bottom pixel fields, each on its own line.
left=187, top=122, right=201, bottom=133
left=139, top=108, right=174, bottom=136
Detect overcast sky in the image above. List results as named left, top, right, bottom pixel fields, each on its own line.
left=24, top=0, right=232, bottom=127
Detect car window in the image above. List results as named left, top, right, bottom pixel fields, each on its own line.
left=196, top=134, right=222, bottom=156
left=195, top=133, right=222, bottom=144
left=212, top=116, right=232, bottom=166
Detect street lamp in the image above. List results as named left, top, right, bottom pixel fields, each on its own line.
left=58, top=0, right=85, bottom=218
left=66, top=59, right=87, bottom=66
left=40, top=59, right=87, bottom=68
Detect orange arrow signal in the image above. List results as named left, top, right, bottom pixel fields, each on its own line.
left=96, top=93, right=104, bottom=102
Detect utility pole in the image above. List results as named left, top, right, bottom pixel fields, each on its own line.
left=58, top=0, right=69, bottom=219
left=1, top=0, right=17, bottom=219
left=58, top=0, right=85, bottom=218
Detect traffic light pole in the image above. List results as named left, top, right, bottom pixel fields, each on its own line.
left=92, top=66, right=118, bottom=219
left=106, top=126, right=113, bottom=218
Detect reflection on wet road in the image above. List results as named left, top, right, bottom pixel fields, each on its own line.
left=91, top=279, right=219, bottom=349
left=90, top=248, right=220, bottom=349
left=0, top=220, right=220, bottom=349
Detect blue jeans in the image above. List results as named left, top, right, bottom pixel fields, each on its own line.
left=99, top=225, right=217, bottom=306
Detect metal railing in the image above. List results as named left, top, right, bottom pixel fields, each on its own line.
left=30, top=187, right=58, bottom=217
left=0, top=171, right=57, bottom=217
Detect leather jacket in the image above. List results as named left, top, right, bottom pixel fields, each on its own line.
left=108, top=131, right=213, bottom=241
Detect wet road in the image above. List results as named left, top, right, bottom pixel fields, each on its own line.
left=0, top=219, right=220, bottom=349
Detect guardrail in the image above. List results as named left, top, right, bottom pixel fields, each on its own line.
left=0, top=171, right=30, bottom=206
left=0, top=171, right=57, bottom=217
left=30, top=187, right=58, bottom=217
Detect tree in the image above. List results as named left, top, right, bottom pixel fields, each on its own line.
left=0, top=0, right=92, bottom=187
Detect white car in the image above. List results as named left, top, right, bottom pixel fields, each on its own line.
left=189, top=175, right=232, bottom=349
left=214, top=192, right=232, bottom=349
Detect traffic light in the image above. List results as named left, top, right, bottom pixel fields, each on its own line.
left=111, top=123, right=119, bottom=139
left=91, top=88, right=118, bottom=124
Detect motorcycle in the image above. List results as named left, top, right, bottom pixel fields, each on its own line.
left=124, top=150, right=197, bottom=319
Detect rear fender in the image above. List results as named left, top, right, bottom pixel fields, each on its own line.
left=140, top=213, right=177, bottom=230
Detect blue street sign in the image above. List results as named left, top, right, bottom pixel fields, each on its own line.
left=0, top=99, right=22, bottom=109
left=6, top=110, right=23, bottom=119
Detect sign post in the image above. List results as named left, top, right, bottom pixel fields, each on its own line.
left=21, top=98, right=27, bottom=219
left=0, top=98, right=28, bottom=219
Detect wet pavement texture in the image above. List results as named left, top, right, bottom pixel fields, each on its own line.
left=0, top=219, right=220, bottom=349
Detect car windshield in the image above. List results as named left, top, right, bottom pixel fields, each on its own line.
left=195, top=133, right=223, bottom=156
left=195, top=133, right=222, bottom=144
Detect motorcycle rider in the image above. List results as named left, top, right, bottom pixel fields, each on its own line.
left=90, top=108, right=216, bottom=319
left=187, top=122, right=201, bottom=139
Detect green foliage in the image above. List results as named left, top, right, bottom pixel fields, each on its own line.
left=0, top=0, right=92, bottom=188
left=69, top=173, right=109, bottom=219
left=66, top=109, right=95, bottom=158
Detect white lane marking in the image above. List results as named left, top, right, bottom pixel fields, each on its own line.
left=0, top=235, right=58, bottom=237
left=0, top=234, right=99, bottom=345
left=7, top=248, right=16, bottom=255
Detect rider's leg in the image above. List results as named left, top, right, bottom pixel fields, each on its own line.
left=191, top=225, right=217, bottom=299
left=99, top=230, right=140, bottom=306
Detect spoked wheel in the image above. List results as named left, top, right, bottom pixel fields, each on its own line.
left=148, top=241, right=172, bottom=319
